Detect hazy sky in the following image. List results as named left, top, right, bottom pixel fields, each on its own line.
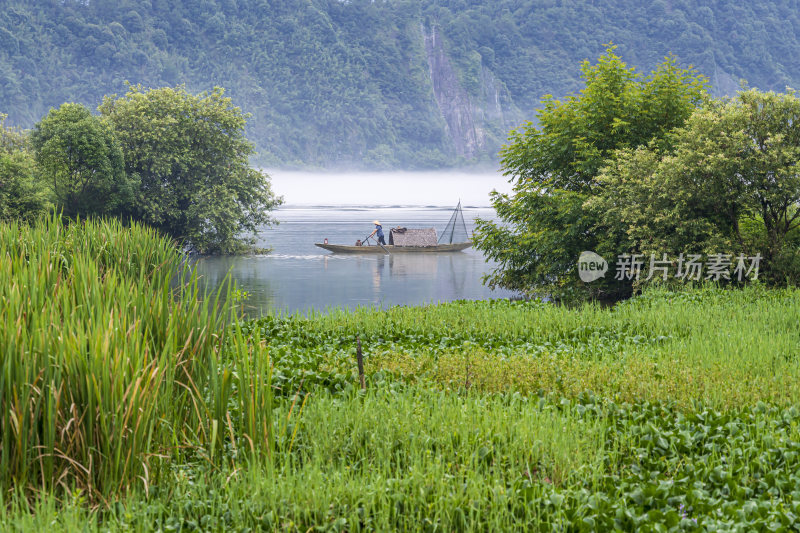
left=265, top=170, right=514, bottom=207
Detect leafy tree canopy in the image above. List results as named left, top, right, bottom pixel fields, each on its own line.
left=594, top=89, right=800, bottom=285
left=0, top=114, right=50, bottom=221
left=99, top=85, right=283, bottom=254
left=31, top=103, right=131, bottom=218
left=474, top=48, right=708, bottom=299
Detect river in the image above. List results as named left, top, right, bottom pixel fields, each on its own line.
left=193, top=170, right=517, bottom=315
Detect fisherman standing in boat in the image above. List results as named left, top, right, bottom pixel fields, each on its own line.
left=368, top=220, right=386, bottom=245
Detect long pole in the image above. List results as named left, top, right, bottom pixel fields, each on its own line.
left=364, top=233, right=390, bottom=255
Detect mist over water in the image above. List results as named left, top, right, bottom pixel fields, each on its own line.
left=196, top=171, right=517, bottom=315
left=264, top=169, right=513, bottom=207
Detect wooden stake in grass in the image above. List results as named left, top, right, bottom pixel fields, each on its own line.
left=356, top=336, right=365, bottom=390
left=465, top=351, right=472, bottom=391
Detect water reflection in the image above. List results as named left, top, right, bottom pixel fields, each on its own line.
left=373, top=255, right=385, bottom=292
left=195, top=256, right=279, bottom=311
left=193, top=205, right=516, bottom=315
left=387, top=254, right=437, bottom=278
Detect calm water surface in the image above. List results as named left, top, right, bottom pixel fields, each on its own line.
left=194, top=172, right=517, bottom=315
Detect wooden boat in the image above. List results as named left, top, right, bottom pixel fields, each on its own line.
left=316, top=201, right=472, bottom=254
left=315, top=242, right=472, bottom=254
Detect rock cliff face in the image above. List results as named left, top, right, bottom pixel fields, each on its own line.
left=423, top=26, right=521, bottom=160
left=475, top=62, right=523, bottom=148
left=423, top=26, right=482, bottom=158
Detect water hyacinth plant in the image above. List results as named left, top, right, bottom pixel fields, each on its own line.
left=243, top=287, right=800, bottom=409
left=2, top=216, right=800, bottom=531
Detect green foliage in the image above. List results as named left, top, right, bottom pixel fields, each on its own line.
left=99, top=85, right=282, bottom=254
left=0, top=216, right=277, bottom=502
left=30, top=103, right=131, bottom=217
left=594, top=88, right=800, bottom=285
left=4, top=1, right=800, bottom=168
left=0, top=114, right=50, bottom=220
left=474, top=48, right=707, bottom=299
left=6, top=395, right=800, bottom=531
left=2, top=246, right=800, bottom=530
left=2, top=90, right=281, bottom=254
left=4, top=287, right=800, bottom=530
left=241, top=285, right=800, bottom=409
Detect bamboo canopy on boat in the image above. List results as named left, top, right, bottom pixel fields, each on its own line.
left=389, top=227, right=438, bottom=246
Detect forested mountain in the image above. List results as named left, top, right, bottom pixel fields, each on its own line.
left=2, top=0, right=800, bottom=168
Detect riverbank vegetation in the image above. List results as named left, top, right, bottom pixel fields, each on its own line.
left=245, top=287, right=800, bottom=410
left=2, top=28, right=798, bottom=531
left=1, top=84, right=281, bottom=254
left=2, top=217, right=800, bottom=530
left=475, top=47, right=800, bottom=300
left=0, top=216, right=276, bottom=503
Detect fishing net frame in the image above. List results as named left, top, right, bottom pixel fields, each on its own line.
left=439, top=200, right=469, bottom=244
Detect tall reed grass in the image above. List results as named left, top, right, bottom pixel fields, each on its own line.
left=0, top=216, right=273, bottom=502
left=7, top=387, right=798, bottom=531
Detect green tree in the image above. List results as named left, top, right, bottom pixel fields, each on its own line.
left=474, top=48, right=707, bottom=299
left=30, top=103, right=131, bottom=218
left=593, top=89, right=800, bottom=284
left=6, top=0, right=800, bottom=168
left=0, top=114, right=50, bottom=220
left=99, top=85, right=283, bottom=254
